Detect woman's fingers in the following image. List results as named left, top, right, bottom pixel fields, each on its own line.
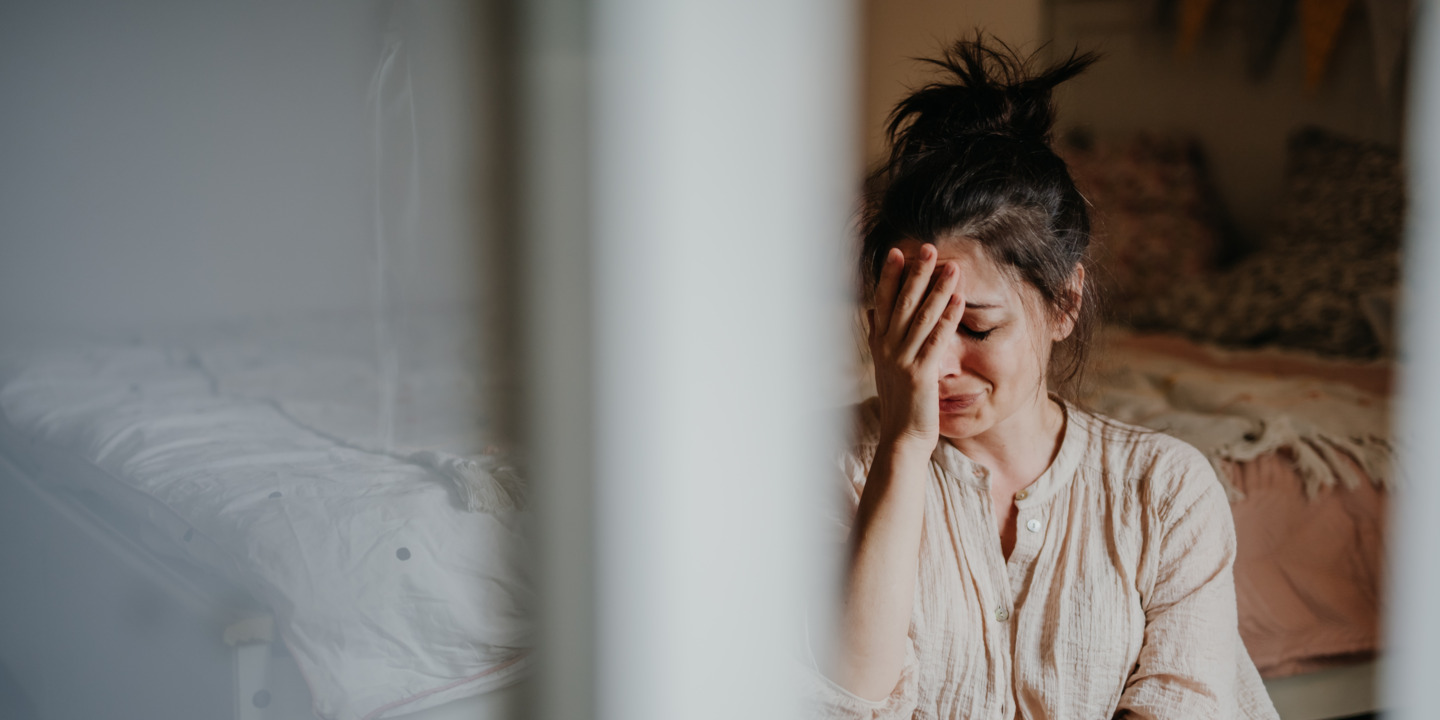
left=871, top=248, right=904, bottom=338
left=918, top=278, right=966, bottom=367
left=899, top=261, right=957, bottom=361
left=886, top=246, right=936, bottom=344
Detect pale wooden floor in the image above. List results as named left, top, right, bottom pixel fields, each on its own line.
left=1263, top=659, right=1382, bottom=720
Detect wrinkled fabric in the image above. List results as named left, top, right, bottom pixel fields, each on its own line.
left=0, top=328, right=530, bottom=720
left=1084, top=335, right=1392, bottom=500
left=808, top=398, right=1279, bottom=720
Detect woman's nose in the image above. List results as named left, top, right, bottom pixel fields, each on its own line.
left=936, top=333, right=965, bottom=377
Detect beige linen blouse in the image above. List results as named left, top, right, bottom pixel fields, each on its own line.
left=808, top=398, right=1280, bottom=720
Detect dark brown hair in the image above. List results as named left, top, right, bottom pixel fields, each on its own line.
left=860, top=36, right=1100, bottom=399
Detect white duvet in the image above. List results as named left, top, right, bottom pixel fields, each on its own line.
left=0, top=314, right=531, bottom=720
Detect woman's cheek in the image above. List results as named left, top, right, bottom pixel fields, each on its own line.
left=971, top=343, right=1012, bottom=387
left=981, top=339, right=1037, bottom=400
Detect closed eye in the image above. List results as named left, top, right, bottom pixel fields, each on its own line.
left=960, top=325, right=994, bottom=341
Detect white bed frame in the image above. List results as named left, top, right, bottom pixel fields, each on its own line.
left=0, top=454, right=521, bottom=720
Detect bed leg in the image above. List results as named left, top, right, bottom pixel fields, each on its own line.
left=228, top=615, right=278, bottom=720
left=234, top=641, right=274, bottom=720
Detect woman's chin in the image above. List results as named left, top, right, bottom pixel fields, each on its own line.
left=938, top=412, right=989, bottom=440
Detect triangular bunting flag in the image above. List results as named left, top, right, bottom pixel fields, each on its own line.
left=1176, top=0, right=1221, bottom=58
left=1365, top=0, right=1411, bottom=96
left=1300, top=0, right=1357, bottom=90
left=1243, top=0, right=1297, bottom=79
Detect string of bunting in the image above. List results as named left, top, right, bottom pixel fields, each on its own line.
left=1163, top=0, right=1411, bottom=94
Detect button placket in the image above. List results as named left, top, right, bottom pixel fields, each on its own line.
left=1005, top=493, right=1045, bottom=602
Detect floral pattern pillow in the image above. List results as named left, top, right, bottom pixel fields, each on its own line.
left=1060, top=134, right=1231, bottom=322
left=1126, top=127, right=1404, bottom=358
left=1273, top=126, right=1405, bottom=254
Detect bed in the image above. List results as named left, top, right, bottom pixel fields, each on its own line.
left=0, top=312, right=530, bottom=720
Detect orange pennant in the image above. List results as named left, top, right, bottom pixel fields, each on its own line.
left=1300, top=0, right=1356, bottom=89
left=1176, top=0, right=1221, bottom=58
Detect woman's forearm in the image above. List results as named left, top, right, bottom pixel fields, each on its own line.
left=834, top=437, right=931, bottom=701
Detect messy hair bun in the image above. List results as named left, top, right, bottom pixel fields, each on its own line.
left=883, top=39, right=1094, bottom=172
left=861, top=35, right=1099, bottom=399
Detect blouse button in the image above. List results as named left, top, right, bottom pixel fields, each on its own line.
left=1014, top=489, right=1029, bottom=501
left=995, top=606, right=1010, bottom=622
left=1026, top=518, right=1042, bottom=533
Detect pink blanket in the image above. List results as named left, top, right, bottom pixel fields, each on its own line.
left=1227, top=452, right=1386, bottom=678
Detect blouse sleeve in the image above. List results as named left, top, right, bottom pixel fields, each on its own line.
left=800, top=439, right=922, bottom=720
left=802, top=638, right=921, bottom=720
left=1114, top=448, right=1279, bottom=720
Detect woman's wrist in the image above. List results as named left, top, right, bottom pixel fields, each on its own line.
left=878, top=427, right=936, bottom=454
left=875, top=431, right=937, bottom=470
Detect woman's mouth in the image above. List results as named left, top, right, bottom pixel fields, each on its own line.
left=939, top=392, right=983, bottom=413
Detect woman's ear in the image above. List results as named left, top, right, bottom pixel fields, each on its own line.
left=1052, top=263, right=1085, bottom=342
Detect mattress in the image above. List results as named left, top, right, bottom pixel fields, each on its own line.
left=0, top=313, right=530, bottom=720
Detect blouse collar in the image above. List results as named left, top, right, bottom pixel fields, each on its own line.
left=930, top=397, right=1088, bottom=506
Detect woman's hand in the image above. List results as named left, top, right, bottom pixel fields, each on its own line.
left=868, top=244, right=965, bottom=454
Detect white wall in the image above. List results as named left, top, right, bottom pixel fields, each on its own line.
left=0, top=0, right=489, bottom=335
left=861, top=0, right=1043, bottom=165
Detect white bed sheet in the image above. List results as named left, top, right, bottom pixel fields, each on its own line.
left=0, top=314, right=530, bottom=720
